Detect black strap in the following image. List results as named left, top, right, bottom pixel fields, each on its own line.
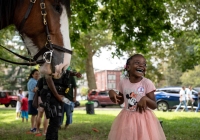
left=18, top=0, right=36, bottom=32
left=52, top=44, right=73, bottom=55
left=0, top=57, right=45, bottom=66
left=0, top=44, right=34, bottom=62
left=33, top=44, right=73, bottom=61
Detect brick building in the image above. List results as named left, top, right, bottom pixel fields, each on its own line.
left=94, top=70, right=122, bottom=90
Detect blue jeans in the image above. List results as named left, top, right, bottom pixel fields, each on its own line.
left=196, top=102, right=200, bottom=112
left=60, top=102, right=74, bottom=126
left=175, top=100, right=188, bottom=112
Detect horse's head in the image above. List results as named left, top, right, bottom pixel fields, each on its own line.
left=2, top=0, right=72, bottom=79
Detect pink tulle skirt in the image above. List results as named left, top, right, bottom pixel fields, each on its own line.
left=108, top=109, right=166, bottom=140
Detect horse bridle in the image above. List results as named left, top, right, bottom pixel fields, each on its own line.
left=0, top=0, right=72, bottom=66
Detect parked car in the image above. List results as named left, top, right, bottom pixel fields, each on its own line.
left=155, top=87, right=198, bottom=111
left=0, top=91, right=18, bottom=107
left=87, top=89, right=123, bottom=108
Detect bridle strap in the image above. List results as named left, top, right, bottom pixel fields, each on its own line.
left=52, top=44, right=73, bottom=54
left=18, top=0, right=36, bottom=32
left=40, top=0, right=53, bottom=50
left=0, top=56, right=45, bottom=66
left=33, top=44, right=73, bottom=61
left=0, top=44, right=34, bottom=62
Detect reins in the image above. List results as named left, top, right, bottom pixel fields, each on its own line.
left=0, top=0, right=72, bottom=66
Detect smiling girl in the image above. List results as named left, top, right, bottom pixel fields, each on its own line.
left=108, top=54, right=166, bottom=140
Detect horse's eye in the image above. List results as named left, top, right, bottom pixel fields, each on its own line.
left=54, top=4, right=62, bottom=14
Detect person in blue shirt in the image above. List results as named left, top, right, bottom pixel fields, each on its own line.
left=27, top=69, right=40, bottom=133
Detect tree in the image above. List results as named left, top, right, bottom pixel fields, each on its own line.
left=70, top=27, right=113, bottom=90
left=100, top=0, right=172, bottom=54
left=0, top=26, right=35, bottom=90
left=180, top=65, right=200, bottom=87
left=70, top=0, right=174, bottom=90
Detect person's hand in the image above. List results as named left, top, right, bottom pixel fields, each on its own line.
left=191, top=99, right=194, bottom=103
left=109, top=90, right=122, bottom=104
left=75, top=72, right=82, bottom=78
left=59, top=95, right=64, bottom=102
left=136, top=96, right=147, bottom=113
left=33, top=87, right=38, bottom=93
left=73, top=97, right=76, bottom=102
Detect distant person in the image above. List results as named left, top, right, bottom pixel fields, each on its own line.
left=108, top=54, right=166, bottom=140
left=16, top=88, right=23, bottom=119
left=21, top=94, right=28, bottom=123
left=185, top=86, right=194, bottom=111
left=60, top=70, right=81, bottom=129
left=174, top=86, right=188, bottom=112
left=195, top=92, right=200, bottom=113
left=27, top=69, right=40, bottom=133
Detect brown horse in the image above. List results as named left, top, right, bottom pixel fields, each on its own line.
left=0, top=0, right=72, bottom=79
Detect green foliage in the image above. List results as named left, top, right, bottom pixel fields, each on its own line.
left=0, top=25, right=34, bottom=90
left=80, top=87, right=89, bottom=96
left=180, top=65, right=200, bottom=87
left=100, top=0, right=172, bottom=54
left=1, top=1, right=200, bottom=90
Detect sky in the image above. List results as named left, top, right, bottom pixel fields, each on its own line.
left=93, top=48, right=128, bottom=70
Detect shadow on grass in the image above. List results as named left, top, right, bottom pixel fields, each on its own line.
left=1, top=109, right=200, bottom=140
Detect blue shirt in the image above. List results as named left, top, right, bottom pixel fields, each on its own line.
left=27, top=78, right=37, bottom=101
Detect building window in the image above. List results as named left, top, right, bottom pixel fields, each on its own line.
left=108, top=74, right=116, bottom=80
left=108, top=83, right=116, bottom=89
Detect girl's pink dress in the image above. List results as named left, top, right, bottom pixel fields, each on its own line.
left=108, top=77, right=166, bottom=140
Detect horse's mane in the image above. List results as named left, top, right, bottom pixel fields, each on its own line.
left=0, top=0, right=24, bottom=29
left=60, top=0, right=71, bottom=17
left=0, top=0, right=70, bottom=29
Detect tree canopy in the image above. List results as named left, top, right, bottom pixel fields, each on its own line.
left=1, top=0, right=200, bottom=89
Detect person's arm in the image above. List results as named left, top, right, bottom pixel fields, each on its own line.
left=136, top=91, right=157, bottom=113
left=108, top=90, right=123, bottom=104
left=73, top=87, right=77, bottom=102
left=179, top=91, right=183, bottom=101
left=17, top=95, right=21, bottom=102
left=69, top=71, right=82, bottom=78
left=71, top=76, right=77, bottom=102
left=21, top=98, right=23, bottom=105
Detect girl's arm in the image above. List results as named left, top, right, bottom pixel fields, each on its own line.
left=145, top=91, right=157, bottom=109
left=137, top=91, right=157, bottom=113
left=109, top=90, right=124, bottom=104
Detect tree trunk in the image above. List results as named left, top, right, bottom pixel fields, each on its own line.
left=85, top=45, right=97, bottom=91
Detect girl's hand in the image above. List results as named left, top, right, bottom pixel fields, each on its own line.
left=137, top=91, right=157, bottom=113
left=136, top=96, right=147, bottom=113
left=109, top=90, right=122, bottom=104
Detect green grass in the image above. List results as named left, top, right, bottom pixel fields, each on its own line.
left=0, top=108, right=200, bottom=140
left=79, top=100, right=88, bottom=107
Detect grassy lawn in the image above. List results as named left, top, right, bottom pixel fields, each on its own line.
left=0, top=107, right=200, bottom=140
